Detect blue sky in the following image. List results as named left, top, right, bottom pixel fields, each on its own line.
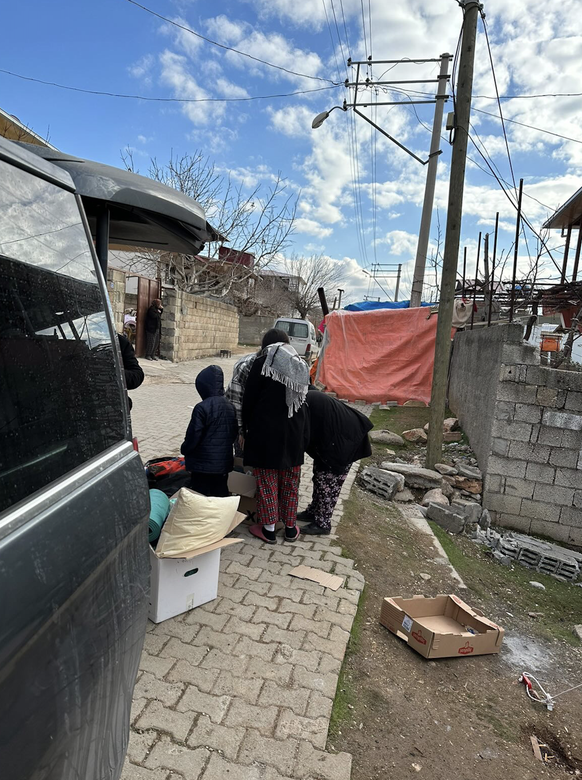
left=3, top=0, right=582, bottom=302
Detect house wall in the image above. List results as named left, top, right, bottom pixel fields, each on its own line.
left=449, top=323, right=582, bottom=546
left=238, top=314, right=274, bottom=345
left=106, top=267, right=126, bottom=333
left=160, top=289, right=239, bottom=362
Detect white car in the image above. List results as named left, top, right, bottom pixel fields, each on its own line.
left=274, top=317, right=319, bottom=363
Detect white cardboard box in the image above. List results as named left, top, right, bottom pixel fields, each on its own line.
left=149, top=511, right=244, bottom=623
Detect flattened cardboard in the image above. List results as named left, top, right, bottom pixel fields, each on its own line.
left=152, top=510, right=246, bottom=560
left=379, top=593, right=504, bottom=659
left=228, top=470, right=256, bottom=499
left=289, top=565, right=344, bottom=591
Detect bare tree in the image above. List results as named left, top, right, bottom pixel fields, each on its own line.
left=278, top=254, right=346, bottom=319
left=120, top=149, right=298, bottom=299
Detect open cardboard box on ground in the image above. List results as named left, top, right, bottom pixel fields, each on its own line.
left=380, top=594, right=504, bottom=659
left=149, top=508, right=245, bottom=623
left=228, top=457, right=257, bottom=521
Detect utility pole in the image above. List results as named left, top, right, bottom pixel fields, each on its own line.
left=426, top=0, right=482, bottom=469
left=337, top=288, right=344, bottom=309
left=410, top=53, right=452, bottom=308
left=395, top=265, right=402, bottom=302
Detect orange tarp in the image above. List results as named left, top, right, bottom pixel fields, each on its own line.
left=317, top=307, right=438, bottom=405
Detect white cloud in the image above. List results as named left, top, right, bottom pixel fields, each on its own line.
left=294, top=218, right=333, bottom=238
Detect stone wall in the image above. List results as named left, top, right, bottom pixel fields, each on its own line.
left=238, top=314, right=274, bottom=345
left=160, top=289, right=239, bottom=362
left=106, top=267, right=126, bottom=333
left=449, top=323, right=582, bottom=546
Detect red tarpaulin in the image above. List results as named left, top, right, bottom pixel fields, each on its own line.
left=316, top=307, right=439, bottom=405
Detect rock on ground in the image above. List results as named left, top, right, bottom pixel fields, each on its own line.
left=443, top=431, right=463, bottom=443
left=402, top=428, right=428, bottom=443
left=426, top=503, right=466, bottom=534
left=422, top=488, right=450, bottom=507
left=394, top=488, right=415, bottom=503
left=454, top=476, right=482, bottom=494
left=434, top=463, right=457, bottom=476
left=403, top=400, right=426, bottom=407
left=379, top=462, right=443, bottom=490
left=370, top=430, right=405, bottom=446
left=457, top=464, right=482, bottom=479
left=443, top=417, right=460, bottom=432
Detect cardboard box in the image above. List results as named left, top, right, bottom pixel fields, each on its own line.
left=149, top=511, right=244, bottom=623
left=380, top=594, right=504, bottom=659
left=228, top=459, right=256, bottom=521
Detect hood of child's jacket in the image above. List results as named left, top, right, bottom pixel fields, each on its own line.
left=196, top=365, right=224, bottom=399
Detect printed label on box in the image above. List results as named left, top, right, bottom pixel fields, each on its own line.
left=458, top=641, right=474, bottom=655
left=402, top=614, right=413, bottom=632
left=186, top=594, right=197, bottom=609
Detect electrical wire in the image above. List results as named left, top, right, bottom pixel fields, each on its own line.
left=472, top=107, right=582, bottom=146
left=321, top=0, right=343, bottom=82
left=480, top=12, right=517, bottom=197
left=329, top=0, right=347, bottom=66
left=0, top=67, right=339, bottom=102
left=360, top=0, right=369, bottom=62
left=338, top=0, right=352, bottom=57
left=125, top=0, right=338, bottom=84
left=474, top=91, right=582, bottom=100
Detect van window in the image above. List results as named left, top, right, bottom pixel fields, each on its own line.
left=0, top=162, right=125, bottom=514
left=276, top=320, right=309, bottom=339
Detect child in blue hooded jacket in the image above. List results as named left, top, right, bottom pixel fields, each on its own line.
left=181, top=365, right=238, bottom=497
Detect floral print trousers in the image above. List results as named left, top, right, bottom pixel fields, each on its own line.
left=305, top=463, right=351, bottom=531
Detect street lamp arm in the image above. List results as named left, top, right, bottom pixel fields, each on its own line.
left=352, top=107, right=429, bottom=166
left=311, top=104, right=347, bottom=129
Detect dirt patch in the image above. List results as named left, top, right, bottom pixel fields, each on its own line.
left=329, top=488, right=582, bottom=780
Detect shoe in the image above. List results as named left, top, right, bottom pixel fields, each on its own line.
left=146, top=356, right=154, bottom=361
left=284, top=525, right=301, bottom=543
left=296, top=510, right=315, bottom=522
left=301, top=522, right=330, bottom=536
left=249, top=523, right=277, bottom=544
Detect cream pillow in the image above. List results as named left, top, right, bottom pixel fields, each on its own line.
left=156, top=489, right=240, bottom=557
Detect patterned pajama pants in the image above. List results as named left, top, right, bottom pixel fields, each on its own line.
left=305, top=463, right=351, bottom=531
left=254, top=466, right=301, bottom=527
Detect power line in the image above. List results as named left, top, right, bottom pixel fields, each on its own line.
left=360, top=0, right=369, bottom=62
left=125, top=0, right=338, bottom=85
left=480, top=13, right=517, bottom=196
left=329, top=0, right=347, bottom=66
left=472, top=107, right=582, bottom=145
left=474, top=91, right=582, bottom=100
left=0, top=67, right=338, bottom=103
left=321, top=0, right=343, bottom=82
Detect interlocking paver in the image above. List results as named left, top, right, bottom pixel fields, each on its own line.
left=129, top=357, right=366, bottom=780
left=224, top=700, right=279, bottom=735
left=167, top=661, right=220, bottom=692
left=187, top=715, right=245, bottom=760
left=276, top=708, right=328, bottom=749
left=145, top=736, right=210, bottom=776
left=239, top=731, right=299, bottom=775
left=177, top=686, right=231, bottom=724
left=133, top=672, right=185, bottom=707
left=136, top=701, right=196, bottom=743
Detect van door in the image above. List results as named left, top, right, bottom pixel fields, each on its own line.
left=275, top=319, right=309, bottom=356
left=0, top=152, right=149, bottom=780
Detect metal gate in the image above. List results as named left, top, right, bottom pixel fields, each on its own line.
left=135, top=277, right=161, bottom=357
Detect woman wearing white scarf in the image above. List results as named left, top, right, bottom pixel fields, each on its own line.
left=242, top=330, right=310, bottom=543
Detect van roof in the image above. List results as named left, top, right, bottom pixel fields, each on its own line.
left=276, top=317, right=311, bottom=323
left=0, top=135, right=75, bottom=191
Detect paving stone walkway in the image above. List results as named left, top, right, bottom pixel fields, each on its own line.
left=123, top=356, right=368, bottom=780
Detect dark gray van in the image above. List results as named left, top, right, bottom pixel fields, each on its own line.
left=0, top=137, right=149, bottom=779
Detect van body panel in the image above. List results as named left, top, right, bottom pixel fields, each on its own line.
left=274, top=317, right=319, bottom=362
left=0, top=138, right=149, bottom=780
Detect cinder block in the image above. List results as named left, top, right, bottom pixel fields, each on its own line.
left=504, top=477, right=535, bottom=499
left=488, top=456, right=526, bottom=478
left=497, top=382, right=537, bottom=404
left=537, top=387, right=559, bottom=408
left=532, top=483, right=574, bottom=506
left=574, top=490, right=582, bottom=508
left=484, top=473, right=503, bottom=492
left=514, top=403, right=543, bottom=423
left=530, top=519, right=571, bottom=542
left=485, top=493, right=522, bottom=515
left=560, top=506, right=582, bottom=528
left=520, top=499, right=561, bottom=522
left=491, top=438, right=510, bottom=457
left=537, top=426, right=564, bottom=447
left=527, top=365, right=550, bottom=386
left=495, top=401, right=515, bottom=421
left=568, top=526, right=582, bottom=545
left=492, top=419, right=532, bottom=442
left=549, top=448, right=579, bottom=469
left=543, top=410, right=582, bottom=431
left=498, top=513, right=532, bottom=533
left=565, top=391, right=582, bottom=412
left=508, top=441, right=550, bottom=463
left=554, top=468, right=581, bottom=489
left=499, top=365, right=527, bottom=384
left=525, top=462, right=555, bottom=484
left=502, top=343, right=539, bottom=365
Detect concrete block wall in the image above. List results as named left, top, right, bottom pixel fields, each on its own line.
left=449, top=323, right=582, bottom=546
left=106, top=267, right=126, bottom=333
left=238, top=314, right=275, bottom=346
left=160, top=288, right=239, bottom=362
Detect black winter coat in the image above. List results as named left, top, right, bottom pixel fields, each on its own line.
left=306, top=387, right=373, bottom=474
left=145, top=304, right=162, bottom=334
left=242, top=354, right=310, bottom=470
left=118, top=333, right=144, bottom=410
left=181, top=365, right=238, bottom=474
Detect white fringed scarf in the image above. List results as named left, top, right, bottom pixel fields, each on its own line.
left=261, top=342, right=309, bottom=417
